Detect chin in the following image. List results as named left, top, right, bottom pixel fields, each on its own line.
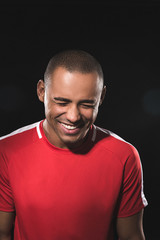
left=64, top=138, right=81, bottom=146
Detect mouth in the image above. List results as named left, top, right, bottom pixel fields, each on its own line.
left=61, top=123, right=78, bottom=130
left=59, top=122, right=82, bottom=135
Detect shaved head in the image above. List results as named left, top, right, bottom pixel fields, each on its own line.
left=44, top=49, right=104, bottom=88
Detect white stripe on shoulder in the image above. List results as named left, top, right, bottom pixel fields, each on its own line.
left=94, top=125, right=138, bottom=149
left=140, top=163, right=148, bottom=207
left=93, top=125, right=125, bottom=143
left=91, top=125, right=97, bottom=142
left=0, top=121, right=42, bottom=140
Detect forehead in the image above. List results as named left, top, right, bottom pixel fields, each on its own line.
left=48, top=67, right=102, bottom=94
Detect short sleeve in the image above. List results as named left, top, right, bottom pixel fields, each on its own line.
left=0, top=149, right=15, bottom=212
left=117, top=146, right=148, bottom=218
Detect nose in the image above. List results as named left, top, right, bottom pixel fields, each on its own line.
left=66, top=104, right=81, bottom=123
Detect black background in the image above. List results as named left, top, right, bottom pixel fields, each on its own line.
left=0, top=1, right=160, bottom=239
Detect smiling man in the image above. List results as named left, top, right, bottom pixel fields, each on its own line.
left=38, top=64, right=105, bottom=149
left=0, top=50, right=147, bottom=240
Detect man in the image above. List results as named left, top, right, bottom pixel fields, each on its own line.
left=0, top=49, right=148, bottom=240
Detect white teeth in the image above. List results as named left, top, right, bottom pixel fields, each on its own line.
left=61, top=123, right=77, bottom=130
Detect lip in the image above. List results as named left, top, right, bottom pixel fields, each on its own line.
left=59, top=122, right=81, bottom=135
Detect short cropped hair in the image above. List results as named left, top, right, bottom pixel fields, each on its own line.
left=44, top=49, right=104, bottom=85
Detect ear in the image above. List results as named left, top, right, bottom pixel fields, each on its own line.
left=37, top=80, right=45, bottom=103
left=99, top=85, right=106, bottom=105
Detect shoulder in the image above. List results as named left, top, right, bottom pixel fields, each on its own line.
left=93, top=125, right=140, bottom=164
left=0, top=121, right=42, bottom=151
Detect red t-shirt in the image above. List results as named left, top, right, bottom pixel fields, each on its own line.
left=0, top=121, right=148, bottom=240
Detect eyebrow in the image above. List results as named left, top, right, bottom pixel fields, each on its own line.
left=53, top=97, right=71, bottom=103
left=53, top=97, right=96, bottom=104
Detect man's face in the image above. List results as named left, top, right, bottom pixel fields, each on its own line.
left=37, top=67, right=105, bottom=149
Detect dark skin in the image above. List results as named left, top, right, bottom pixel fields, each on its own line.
left=0, top=68, right=146, bottom=239
left=116, top=210, right=145, bottom=240
left=0, top=211, right=14, bottom=240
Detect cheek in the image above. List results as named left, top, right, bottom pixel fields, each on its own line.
left=44, top=102, right=52, bottom=118
left=44, top=99, right=61, bottom=117
left=81, top=108, right=98, bottom=122
left=92, top=108, right=99, bottom=121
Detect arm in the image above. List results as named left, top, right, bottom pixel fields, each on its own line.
left=116, top=209, right=145, bottom=240
left=0, top=211, right=15, bottom=240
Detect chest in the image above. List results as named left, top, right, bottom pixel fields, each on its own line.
left=9, top=148, right=123, bottom=218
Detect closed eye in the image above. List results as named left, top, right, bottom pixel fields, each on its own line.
left=81, top=104, right=95, bottom=109
left=53, top=97, right=70, bottom=106
left=79, top=99, right=96, bottom=109
left=53, top=97, right=96, bottom=108
left=54, top=102, right=68, bottom=106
